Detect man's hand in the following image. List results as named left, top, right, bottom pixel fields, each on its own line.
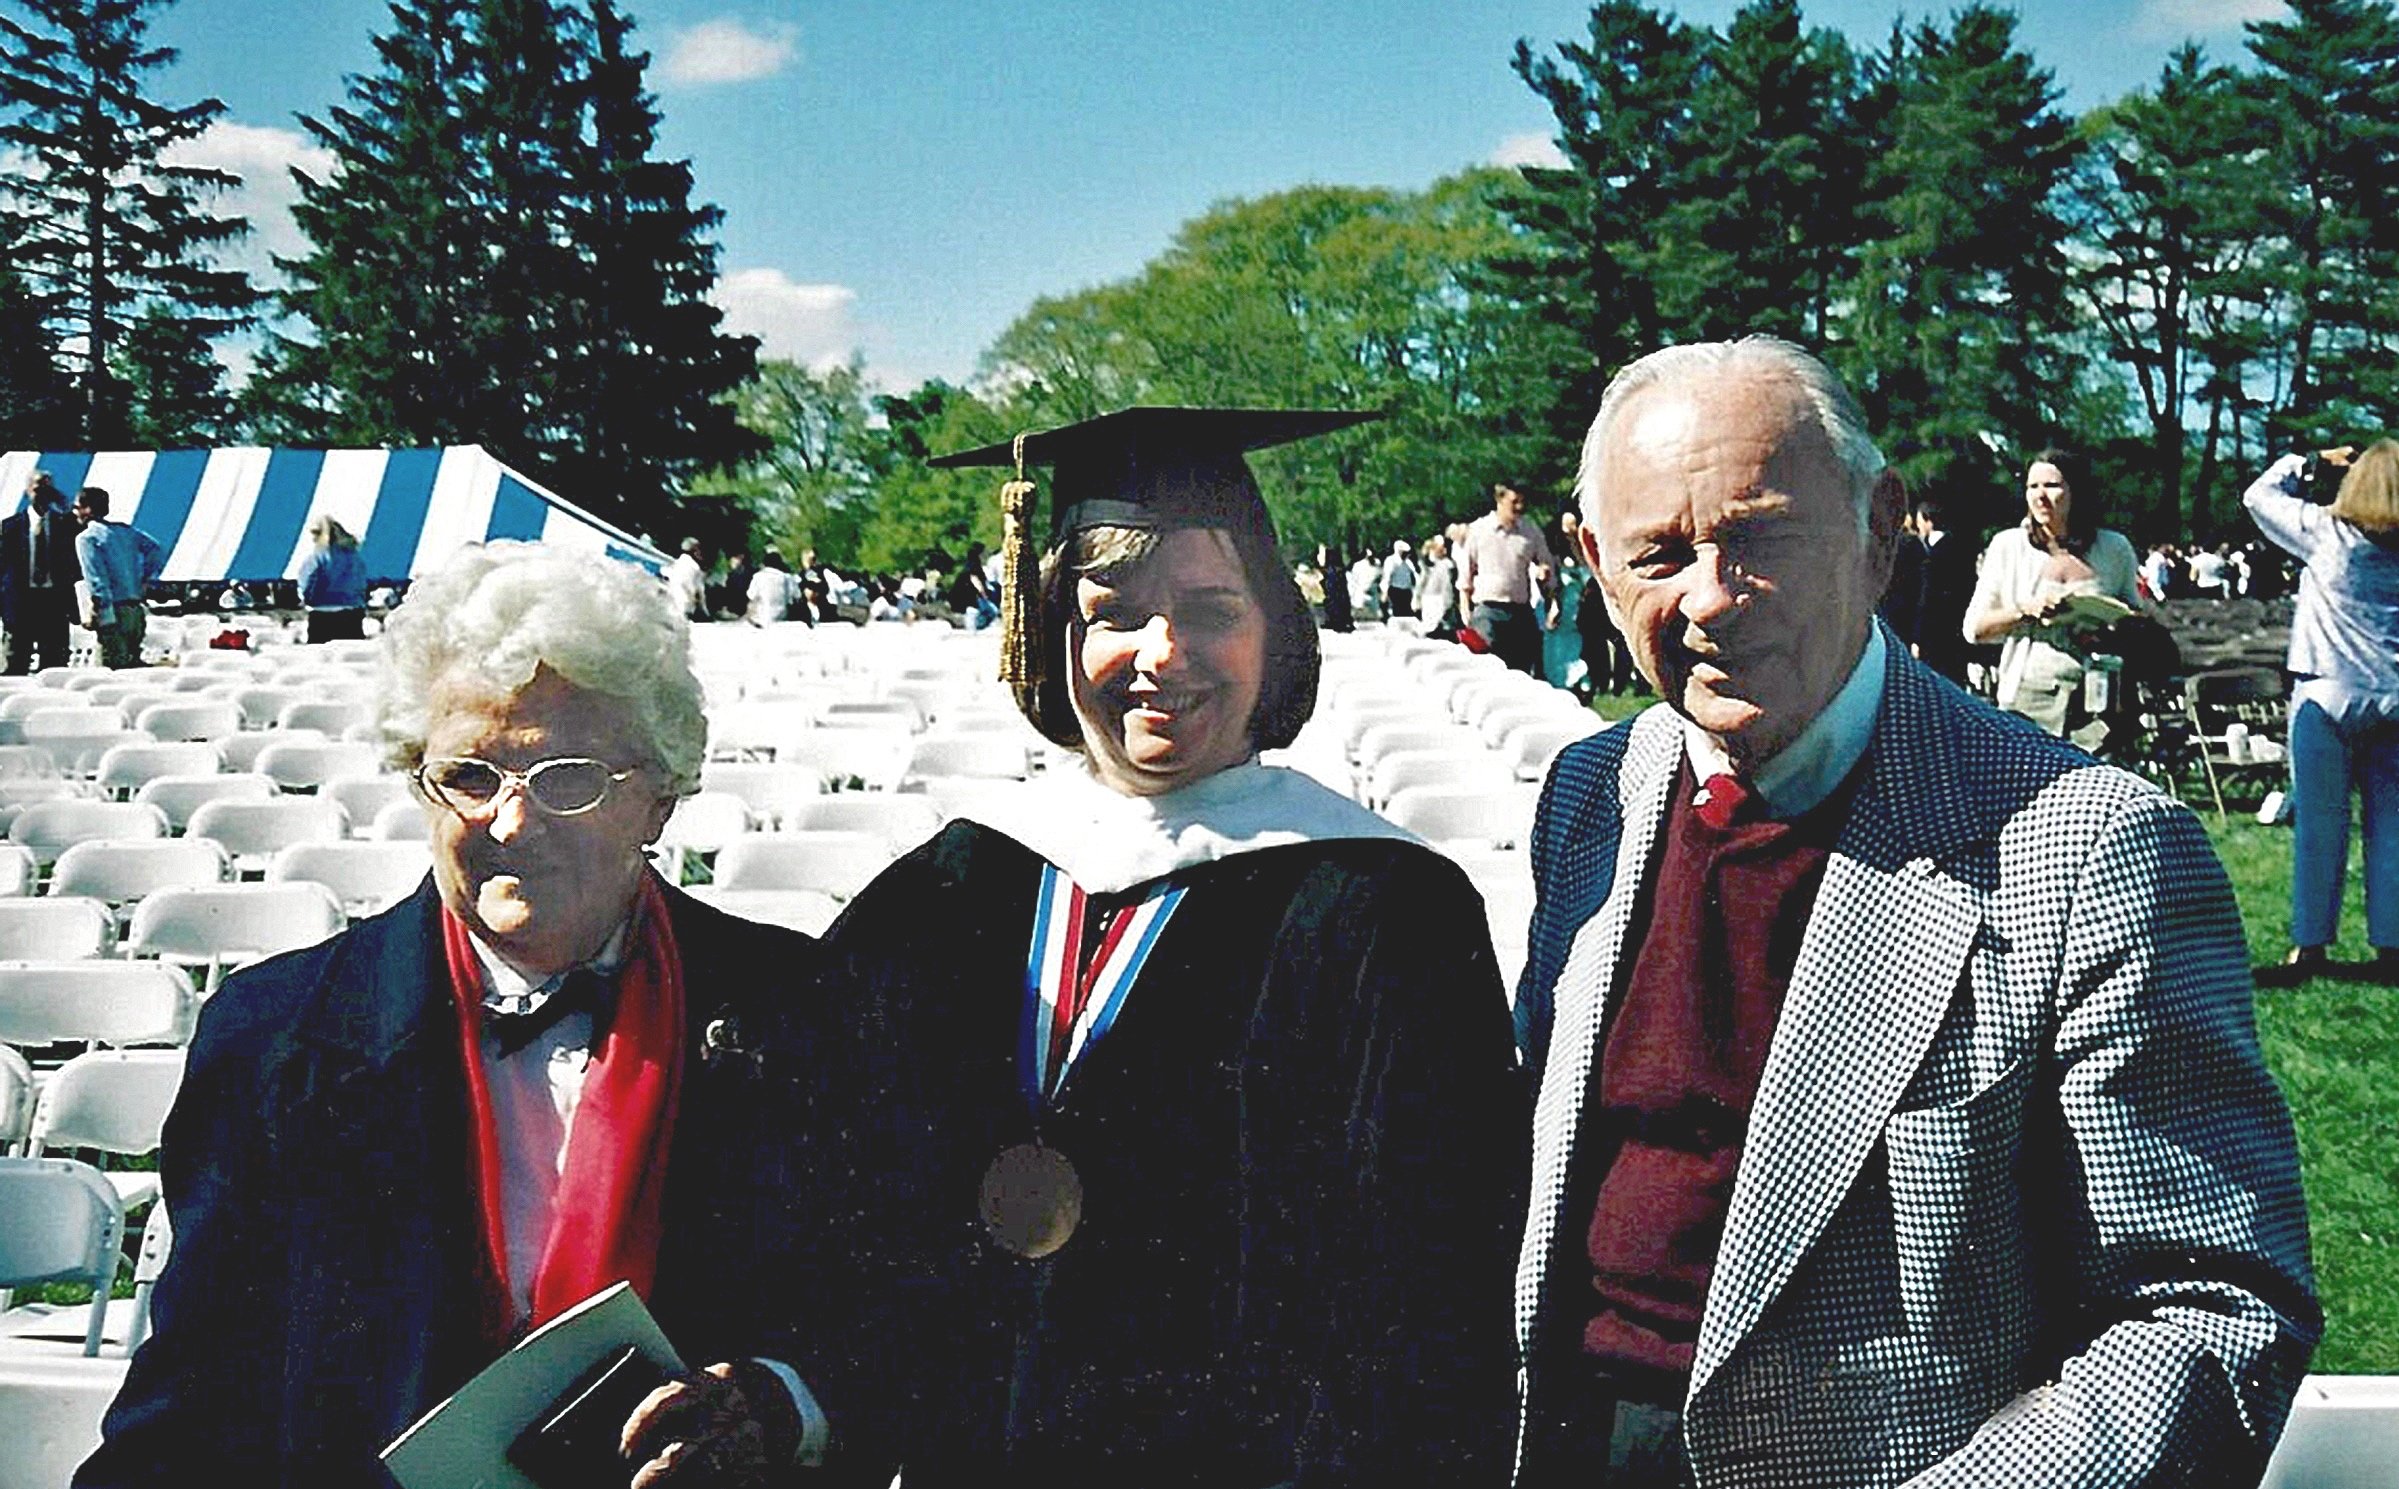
left=621, top=1361, right=803, bottom=1488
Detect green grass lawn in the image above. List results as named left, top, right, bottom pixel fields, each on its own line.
left=2209, top=816, right=2397, bottom=1373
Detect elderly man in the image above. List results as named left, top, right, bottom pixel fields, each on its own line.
left=79, top=543, right=828, bottom=1489
left=1512, top=338, right=2317, bottom=1487
left=1456, top=482, right=1556, bottom=674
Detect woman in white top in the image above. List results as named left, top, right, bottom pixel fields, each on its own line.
left=1963, top=447, right=2147, bottom=737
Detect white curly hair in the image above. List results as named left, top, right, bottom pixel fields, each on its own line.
left=374, top=542, right=708, bottom=795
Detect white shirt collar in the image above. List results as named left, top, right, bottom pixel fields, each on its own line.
left=1682, top=625, right=1884, bottom=820
left=466, top=914, right=634, bottom=1013
left=965, top=757, right=1418, bottom=895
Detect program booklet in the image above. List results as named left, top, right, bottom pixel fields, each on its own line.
left=381, top=1283, right=685, bottom=1489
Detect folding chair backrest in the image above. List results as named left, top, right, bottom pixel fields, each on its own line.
left=325, top=776, right=412, bottom=836
left=1381, top=784, right=1542, bottom=850
left=125, top=882, right=345, bottom=969
left=904, top=736, right=1030, bottom=783
left=251, top=740, right=382, bottom=793
left=0, top=898, right=113, bottom=960
left=274, top=699, right=369, bottom=736
left=0, top=1158, right=122, bottom=1302
left=48, top=839, right=229, bottom=906
left=712, top=831, right=893, bottom=898
left=93, top=741, right=224, bottom=799
left=0, top=1045, right=32, bottom=1151
left=186, top=797, right=350, bottom=861
left=132, top=699, right=242, bottom=743
left=217, top=727, right=326, bottom=774
left=370, top=800, right=432, bottom=841
left=232, top=686, right=299, bottom=730
left=682, top=886, right=842, bottom=938
left=778, top=730, right=910, bottom=792
left=0, top=745, right=60, bottom=779
left=0, top=961, right=197, bottom=1049
left=782, top=794, right=944, bottom=853
left=654, top=791, right=752, bottom=859
left=30, top=1049, right=186, bottom=1157
left=0, top=844, right=32, bottom=898
left=133, top=772, right=278, bottom=833
left=1370, top=750, right=1515, bottom=808
left=8, top=801, right=169, bottom=866
left=267, top=840, right=432, bottom=916
left=697, top=763, right=823, bottom=828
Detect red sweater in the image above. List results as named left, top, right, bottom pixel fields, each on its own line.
left=1570, top=762, right=1845, bottom=1396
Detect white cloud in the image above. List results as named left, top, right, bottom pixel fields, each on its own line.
left=160, top=119, right=334, bottom=279
left=2132, top=0, right=2284, bottom=38
left=713, top=268, right=861, bottom=369
left=661, top=18, right=800, bottom=86
left=1490, top=131, right=1568, bottom=171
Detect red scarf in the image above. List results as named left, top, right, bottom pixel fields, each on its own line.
left=442, top=873, right=686, bottom=1336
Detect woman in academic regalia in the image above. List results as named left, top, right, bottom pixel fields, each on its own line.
left=801, top=408, right=1525, bottom=1488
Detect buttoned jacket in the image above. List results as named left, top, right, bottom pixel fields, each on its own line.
left=1513, top=637, right=2318, bottom=1487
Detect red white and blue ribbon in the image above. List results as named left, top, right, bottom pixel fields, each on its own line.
left=1020, top=862, right=1186, bottom=1110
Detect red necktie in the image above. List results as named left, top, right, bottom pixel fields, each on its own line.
left=1695, top=772, right=1753, bottom=831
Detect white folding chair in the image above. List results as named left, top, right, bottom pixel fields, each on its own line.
left=250, top=740, right=382, bottom=794
left=698, top=763, right=823, bottom=829
left=26, top=1049, right=186, bottom=1213
left=7, top=801, right=169, bottom=872
left=777, top=730, right=911, bottom=792
left=904, top=736, right=1030, bottom=783
left=217, top=728, right=326, bottom=774
left=681, top=886, right=844, bottom=937
left=1368, top=750, right=1516, bottom=810
left=369, top=800, right=431, bottom=841
left=0, top=962, right=198, bottom=1053
left=706, top=700, right=819, bottom=761
left=124, top=882, right=345, bottom=991
left=0, top=1157, right=123, bottom=1356
left=782, top=794, right=944, bottom=855
left=2260, top=1376, right=2399, bottom=1488
left=712, top=831, right=892, bottom=899
left=1501, top=715, right=1603, bottom=782
left=131, top=699, right=241, bottom=743
left=133, top=772, right=278, bottom=834
left=267, top=841, right=431, bottom=917
left=0, top=693, right=94, bottom=724
left=0, top=900, right=114, bottom=960
left=48, top=839, right=228, bottom=912
left=653, top=791, right=753, bottom=882
left=273, top=699, right=370, bottom=736
left=186, top=797, right=350, bottom=874
left=18, top=712, right=141, bottom=778
left=820, top=699, right=923, bottom=733
left=0, top=747, right=59, bottom=780
left=231, top=686, right=299, bottom=730
left=0, top=1047, right=32, bottom=1153
left=1380, top=784, right=1542, bottom=851
left=911, top=776, right=1034, bottom=828
left=324, top=776, right=412, bottom=837
left=93, top=741, right=223, bottom=801
left=0, top=846, right=32, bottom=898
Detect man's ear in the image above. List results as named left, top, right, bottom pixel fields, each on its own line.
left=1865, top=468, right=1906, bottom=584
left=1577, top=524, right=1628, bottom=632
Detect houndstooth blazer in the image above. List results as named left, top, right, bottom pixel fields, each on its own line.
left=1512, top=636, right=2319, bottom=1488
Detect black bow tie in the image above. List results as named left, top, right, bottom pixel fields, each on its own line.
left=486, top=966, right=614, bottom=1059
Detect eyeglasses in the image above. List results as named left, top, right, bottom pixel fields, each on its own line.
left=415, top=756, right=639, bottom=818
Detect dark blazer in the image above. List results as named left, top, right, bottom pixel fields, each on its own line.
left=1913, top=528, right=1980, bottom=681
left=77, top=878, right=830, bottom=1489
left=1512, top=637, right=2318, bottom=1486
left=0, top=503, right=83, bottom=627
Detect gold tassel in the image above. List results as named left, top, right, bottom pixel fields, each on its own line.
left=997, top=432, right=1044, bottom=716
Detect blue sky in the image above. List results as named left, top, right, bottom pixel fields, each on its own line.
left=148, top=0, right=2286, bottom=393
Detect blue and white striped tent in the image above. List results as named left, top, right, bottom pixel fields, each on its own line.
left=0, top=445, right=667, bottom=583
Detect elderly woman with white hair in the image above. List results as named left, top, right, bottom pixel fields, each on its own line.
left=79, top=542, right=837, bottom=1489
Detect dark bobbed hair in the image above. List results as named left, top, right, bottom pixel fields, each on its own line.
left=2023, top=446, right=2101, bottom=552
left=1023, top=521, right=1320, bottom=754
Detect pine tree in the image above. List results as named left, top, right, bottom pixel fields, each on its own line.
left=551, top=0, right=761, bottom=525
left=270, top=0, right=488, bottom=444
left=1835, top=5, right=2078, bottom=494
left=1645, top=0, right=1862, bottom=344
left=0, top=0, right=256, bottom=445
left=115, top=302, right=233, bottom=443
left=0, top=255, right=75, bottom=445
left=2065, top=45, right=2273, bottom=534
left=2244, top=0, right=2399, bottom=441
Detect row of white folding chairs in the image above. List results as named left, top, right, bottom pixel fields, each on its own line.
left=0, top=682, right=374, bottom=738
left=0, top=882, right=345, bottom=992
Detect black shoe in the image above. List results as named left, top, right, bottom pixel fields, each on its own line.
left=2255, top=946, right=2330, bottom=990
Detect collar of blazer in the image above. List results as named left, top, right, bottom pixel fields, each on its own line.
left=1519, top=630, right=1992, bottom=1400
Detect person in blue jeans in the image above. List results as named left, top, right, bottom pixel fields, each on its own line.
left=2245, top=440, right=2399, bottom=986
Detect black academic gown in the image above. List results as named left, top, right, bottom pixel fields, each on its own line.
left=75, top=878, right=831, bottom=1489
left=809, top=822, right=1526, bottom=1488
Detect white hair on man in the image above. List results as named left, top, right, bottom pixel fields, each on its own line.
left=1577, top=335, right=1887, bottom=537
left=374, top=542, right=708, bottom=794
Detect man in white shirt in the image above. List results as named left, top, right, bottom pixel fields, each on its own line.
left=1455, top=483, right=1557, bottom=673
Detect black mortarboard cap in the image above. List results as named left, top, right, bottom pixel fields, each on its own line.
left=930, top=405, right=1377, bottom=539
left=935, top=406, right=1375, bottom=727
